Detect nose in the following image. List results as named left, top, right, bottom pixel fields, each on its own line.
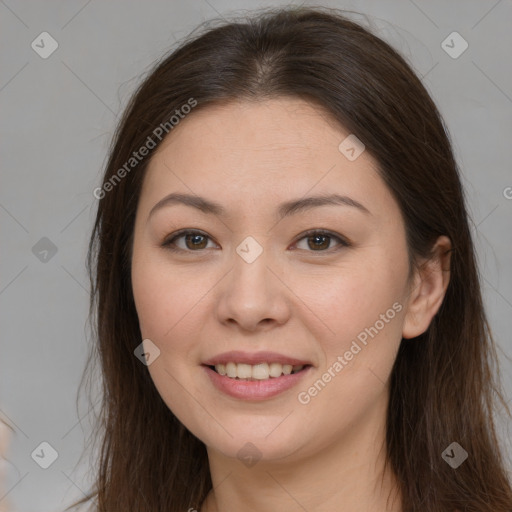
left=215, top=245, right=291, bottom=332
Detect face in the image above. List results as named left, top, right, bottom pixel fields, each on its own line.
left=131, top=97, right=413, bottom=464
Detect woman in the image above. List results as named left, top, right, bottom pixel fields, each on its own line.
left=71, top=6, right=512, bottom=511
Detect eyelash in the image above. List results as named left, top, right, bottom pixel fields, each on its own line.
left=161, top=229, right=350, bottom=254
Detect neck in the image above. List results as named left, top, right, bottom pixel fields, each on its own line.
left=200, top=398, right=401, bottom=512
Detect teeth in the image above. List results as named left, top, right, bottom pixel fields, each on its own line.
left=269, top=362, right=283, bottom=378
left=237, top=363, right=252, bottom=379
left=226, top=362, right=237, bottom=378
left=213, top=362, right=305, bottom=380
left=282, top=364, right=293, bottom=375
left=252, top=363, right=269, bottom=380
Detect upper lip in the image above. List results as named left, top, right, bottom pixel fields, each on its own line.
left=203, top=351, right=312, bottom=367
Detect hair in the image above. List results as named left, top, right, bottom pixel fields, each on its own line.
left=70, top=6, right=512, bottom=512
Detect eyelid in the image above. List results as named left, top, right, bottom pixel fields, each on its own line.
left=293, top=228, right=350, bottom=250
left=162, top=228, right=217, bottom=251
left=161, top=228, right=351, bottom=253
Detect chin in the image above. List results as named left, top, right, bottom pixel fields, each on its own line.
left=188, top=414, right=316, bottom=465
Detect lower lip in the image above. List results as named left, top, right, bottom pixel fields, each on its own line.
left=203, top=365, right=312, bottom=400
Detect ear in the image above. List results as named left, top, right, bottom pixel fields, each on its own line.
left=402, top=235, right=452, bottom=339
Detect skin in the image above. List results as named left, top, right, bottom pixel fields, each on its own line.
left=131, top=97, right=451, bottom=512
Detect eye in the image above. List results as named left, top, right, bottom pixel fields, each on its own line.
left=162, top=229, right=217, bottom=252
left=293, top=229, right=350, bottom=252
left=161, top=229, right=350, bottom=253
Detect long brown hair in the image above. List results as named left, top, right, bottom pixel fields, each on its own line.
left=70, top=6, right=512, bottom=511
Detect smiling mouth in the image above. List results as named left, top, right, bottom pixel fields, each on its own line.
left=207, top=362, right=311, bottom=381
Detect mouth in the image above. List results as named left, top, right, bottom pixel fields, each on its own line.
left=206, top=362, right=312, bottom=381
left=202, top=351, right=314, bottom=400
left=202, top=357, right=314, bottom=400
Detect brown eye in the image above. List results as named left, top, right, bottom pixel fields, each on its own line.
left=294, top=230, right=349, bottom=252
left=162, top=229, right=349, bottom=254
left=184, top=233, right=208, bottom=250
left=162, top=230, right=216, bottom=252
left=307, top=233, right=330, bottom=251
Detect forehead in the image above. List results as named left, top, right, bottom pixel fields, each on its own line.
left=153, top=97, right=350, bottom=166
left=139, top=97, right=395, bottom=221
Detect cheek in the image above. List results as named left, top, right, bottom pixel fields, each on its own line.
left=292, top=257, right=407, bottom=356
left=131, top=263, right=166, bottom=339
left=131, top=247, right=203, bottom=342
left=294, top=275, right=405, bottom=442
left=131, top=250, right=205, bottom=423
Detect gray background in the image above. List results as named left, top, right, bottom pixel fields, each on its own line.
left=1, top=1, right=511, bottom=510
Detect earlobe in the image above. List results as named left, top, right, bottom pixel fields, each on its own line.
left=402, top=235, right=452, bottom=340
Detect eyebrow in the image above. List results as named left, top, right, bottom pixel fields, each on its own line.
left=148, top=192, right=371, bottom=221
